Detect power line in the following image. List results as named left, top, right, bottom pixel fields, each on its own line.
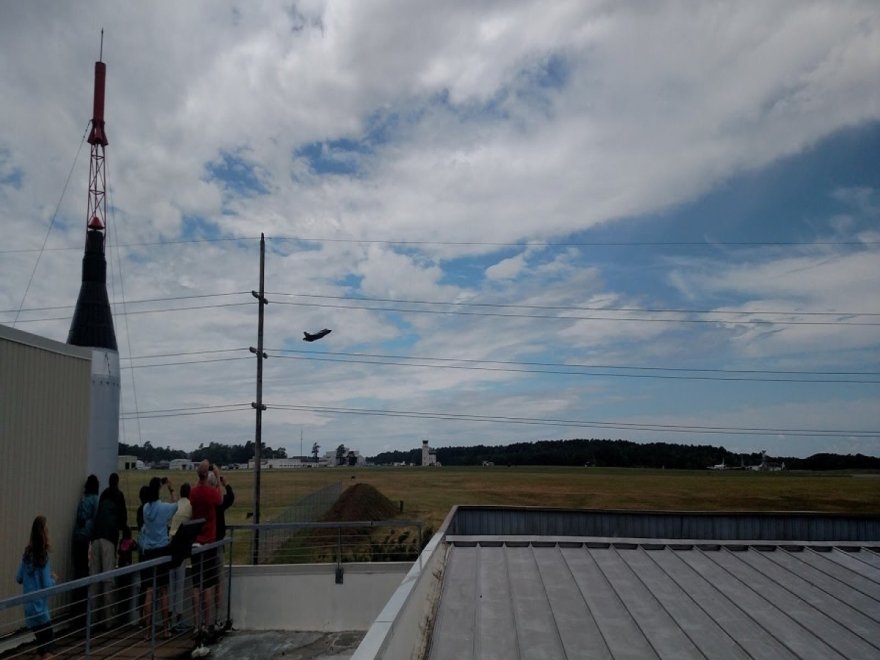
left=11, top=299, right=877, bottom=327
left=4, top=235, right=877, bottom=254
left=122, top=345, right=880, bottom=377
left=268, top=237, right=880, bottom=248
left=120, top=403, right=252, bottom=420
left=6, top=292, right=879, bottom=325
left=107, top=158, right=145, bottom=446
left=12, top=121, right=91, bottom=326
left=268, top=292, right=880, bottom=319
left=115, top=401, right=877, bottom=437
left=120, top=356, right=251, bottom=370
left=269, top=353, right=880, bottom=384
left=122, top=348, right=247, bottom=360
left=88, top=344, right=880, bottom=383
left=269, top=299, right=880, bottom=326
left=4, top=301, right=252, bottom=324
left=268, top=403, right=879, bottom=438
left=1, top=292, right=249, bottom=315
left=0, top=237, right=260, bottom=253
left=266, top=349, right=880, bottom=383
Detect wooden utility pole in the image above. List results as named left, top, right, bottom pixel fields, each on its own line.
left=250, top=233, right=268, bottom=564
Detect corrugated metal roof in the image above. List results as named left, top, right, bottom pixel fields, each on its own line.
left=428, top=541, right=880, bottom=660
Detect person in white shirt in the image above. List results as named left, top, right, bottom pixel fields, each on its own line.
left=168, top=482, right=192, bottom=631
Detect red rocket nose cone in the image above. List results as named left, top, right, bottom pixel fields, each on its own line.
left=88, top=215, right=105, bottom=230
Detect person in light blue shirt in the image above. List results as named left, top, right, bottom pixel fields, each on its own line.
left=139, top=477, right=178, bottom=638
left=16, top=515, right=57, bottom=659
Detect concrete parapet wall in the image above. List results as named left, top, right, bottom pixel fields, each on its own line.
left=230, top=562, right=409, bottom=631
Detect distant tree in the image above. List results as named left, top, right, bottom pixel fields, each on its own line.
left=119, top=441, right=186, bottom=464
left=347, top=450, right=358, bottom=466
left=312, top=442, right=320, bottom=463
left=336, top=444, right=347, bottom=466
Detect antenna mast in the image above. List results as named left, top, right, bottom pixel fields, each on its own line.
left=68, top=32, right=117, bottom=350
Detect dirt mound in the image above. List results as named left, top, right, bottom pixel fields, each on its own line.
left=321, top=483, right=398, bottom=522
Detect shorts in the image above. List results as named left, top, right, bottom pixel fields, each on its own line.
left=140, top=545, right=172, bottom=588
left=191, top=547, right=218, bottom=588
left=32, top=621, right=54, bottom=655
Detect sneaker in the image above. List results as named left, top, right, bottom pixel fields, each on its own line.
left=191, top=644, right=210, bottom=658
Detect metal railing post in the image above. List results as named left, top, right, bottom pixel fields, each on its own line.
left=335, top=526, right=344, bottom=583
left=226, top=536, right=233, bottom=627
left=197, top=549, right=205, bottom=632
left=149, top=567, right=158, bottom=657
left=84, top=590, right=92, bottom=658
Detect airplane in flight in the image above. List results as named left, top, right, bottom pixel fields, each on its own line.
left=303, top=328, right=332, bottom=342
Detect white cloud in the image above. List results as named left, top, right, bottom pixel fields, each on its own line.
left=1, top=1, right=878, bottom=457
left=486, top=254, right=526, bottom=280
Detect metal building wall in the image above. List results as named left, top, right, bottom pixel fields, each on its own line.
left=0, top=325, right=92, bottom=629
left=449, top=506, right=880, bottom=542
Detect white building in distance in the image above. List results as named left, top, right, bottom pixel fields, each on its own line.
left=422, top=439, right=439, bottom=466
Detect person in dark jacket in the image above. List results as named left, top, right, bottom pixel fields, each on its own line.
left=16, top=515, right=57, bottom=659
left=90, top=473, right=127, bottom=629
left=71, top=474, right=99, bottom=627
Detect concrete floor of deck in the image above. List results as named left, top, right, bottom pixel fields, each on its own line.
left=210, top=630, right=364, bottom=660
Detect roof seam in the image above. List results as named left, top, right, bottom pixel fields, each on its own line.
left=472, top=543, right=481, bottom=660
left=800, top=547, right=880, bottom=602
left=557, top=545, right=613, bottom=659
left=628, top=546, right=709, bottom=659
left=640, top=547, right=753, bottom=658
left=503, top=544, right=523, bottom=660
left=611, top=544, right=706, bottom=659
left=588, top=546, right=661, bottom=659
left=742, top=548, right=880, bottom=654
left=841, top=547, right=880, bottom=578
left=708, top=547, right=846, bottom=660
left=761, top=548, right=880, bottom=622
left=529, top=544, right=568, bottom=659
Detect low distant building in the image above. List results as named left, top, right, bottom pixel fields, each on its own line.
left=118, top=454, right=139, bottom=470
left=322, top=449, right=366, bottom=467
left=749, top=450, right=786, bottom=472
left=247, top=457, right=321, bottom=469
left=169, top=458, right=197, bottom=471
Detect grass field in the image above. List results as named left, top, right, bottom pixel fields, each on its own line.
left=120, top=465, right=880, bottom=536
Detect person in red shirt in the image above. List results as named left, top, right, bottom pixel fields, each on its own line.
left=188, top=460, right=222, bottom=632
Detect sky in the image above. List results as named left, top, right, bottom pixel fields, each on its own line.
left=1, top=1, right=879, bottom=460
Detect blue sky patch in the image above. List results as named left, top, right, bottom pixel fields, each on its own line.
left=529, top=53, right=570, bottom=90
left=561, top=120, right=880, bottom=307
left=295, top=110, right=405, bottom=176
left=295, top=141, right=362, bottom=176
left=205, top=150, right=270, bottom=197
left=181, top=215, right=222, bottom=241
left=0, top=148, right=23, bottom=190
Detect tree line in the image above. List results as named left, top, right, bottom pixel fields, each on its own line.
left=370, top=438, right=880, bottom=471
left=119, top=437, right=880, bottom=471
left=118, top=440, right=289, bottom=466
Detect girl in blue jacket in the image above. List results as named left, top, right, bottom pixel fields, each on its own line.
left=16, top=515, right=56, bottom=659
